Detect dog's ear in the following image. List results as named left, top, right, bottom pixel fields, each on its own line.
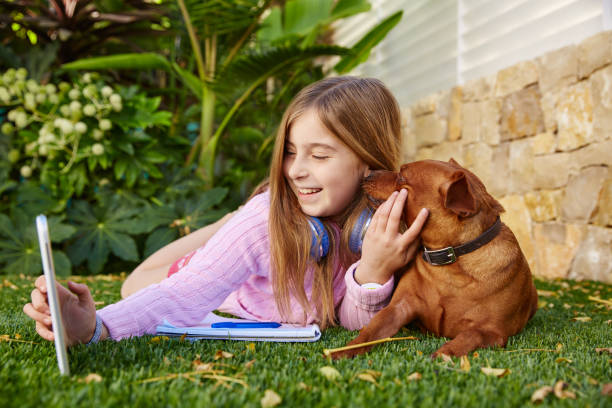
left=448, top=158, right=461, bottom=167
left=441, top=171, right=478, bottom=217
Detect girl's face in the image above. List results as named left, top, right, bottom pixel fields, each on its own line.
left=283, top=109, right=369, bottom=218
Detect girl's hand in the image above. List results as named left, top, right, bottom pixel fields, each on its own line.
left=355, top=189, right=429, bottom=285
left=23, top=276, right=98, bottom=347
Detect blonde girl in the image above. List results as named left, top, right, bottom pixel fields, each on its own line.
left=24, top=76, right=428, bottom=346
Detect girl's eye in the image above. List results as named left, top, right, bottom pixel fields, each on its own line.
left=313, top=155, right=328, bottom=160
left=284, top=150, right=295, bottom=156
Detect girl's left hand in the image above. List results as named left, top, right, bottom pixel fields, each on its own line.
left=354, top=189, right=428, bottom=285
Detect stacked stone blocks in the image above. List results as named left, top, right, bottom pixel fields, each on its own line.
left=401, top=30, right=612, bottom=283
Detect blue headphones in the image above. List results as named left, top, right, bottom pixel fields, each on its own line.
left=308, top=208, right=373, bottom=261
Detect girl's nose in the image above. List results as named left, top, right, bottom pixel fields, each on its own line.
left=287, top=155, right=308, bottom=180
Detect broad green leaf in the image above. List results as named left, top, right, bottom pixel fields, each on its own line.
left=330, top=0, right=371, bottom=21
left=334, top=10, right=402, bottom=74
left=284, top=0, right=333, bottom=37
left=62, top=53, right=172, bottom=71
left=144, top=227, right=178, bottom=258
left=106, top=230, right=139, bottom=261
left=172, top=62, right=204, bottom=100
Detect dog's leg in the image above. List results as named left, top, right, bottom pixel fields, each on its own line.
left=432, top=328, right=507, bottom=358
left=332, top=299, right=415, bottom=359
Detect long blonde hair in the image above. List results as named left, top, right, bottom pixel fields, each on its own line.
left=263, top=76, right=401, bottom=328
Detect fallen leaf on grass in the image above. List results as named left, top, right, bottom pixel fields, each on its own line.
left=246, top=343, right=255, bottom=352
left=179, top=333, right=187, bottom=342
left=460, top=355, right=471, bottom=372
left=357, top=373, right=379, bottom=386
left=94, top=301, right=105, bottom=306
left=261, top=389, right=281, bottom=408
left=602, top=383, right=612, bottom=396
left=537, top=289, right=558, bottom=297
left=571, top=316, right=591, bottom=322
left=553, top=380, right=576, bottom=400
left=244, top=359, right=256, bottom=370
left=79, top=373, right=102, bottom=384
left=556, top=343, right=563, bottom=352
left=472, top=351, right=479, bottom=358
left=319, top=366, right=341, bottom=381
left=407, top=372, right=422, bottom=381
left=555, top=357, right=572, bottom=364
left=440, top=353, right=453, bottom=363
left=298, top=382, right=311, bottom=391
left=595, top=347, right=612, bottom=354
left=531, top=386, right=553, bottom=403
left=563, top=303, right=572, bottom=309
left=149, top=336, right=169, bottom=343
left=537, top=300, right=548, bottom=309
left=480, top=367, right=510, bottom=378
left=14, top=333, right=21, bottom=339
left=214, top=350, right=233, bottom=360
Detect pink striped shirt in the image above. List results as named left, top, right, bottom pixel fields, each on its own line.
left=98, top=190, right=394, bottom=340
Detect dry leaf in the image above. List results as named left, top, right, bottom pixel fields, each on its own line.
left=393, top=377, right=402, bottom=385
left=480, top=367, right=510, bottom=378
left=563, top=303, right=571, bottom=309
left=555, top=343, right=563, bottom=352
left=80, top=373, right=102, bottom=384
left=244, top=359, right=256, bottom=370
left=571, top=316, right=591, bottom=322
left=606, top=320, right=611, bottom=325
left=319, top=366, right=340, bottom=381
left=246, top=343, right=255, bottom=352
left=537, top=290, right=557, bottom=297
left=472, top=351, right=479, bottom=359
left=602, top=383, right=612, bottom=396
left=537, top=300, right=548, bottom=309
left=555, top=357, right=572, bottom=364
left=298, top=382, right=311, bottom=391
left=14, top=333, right=21, bottom=339
left=357, top=373, right=378, bottom=385
left=407, top=372, right=422, bottom=381
left=531, top=386, right=553, bottom=403
left=149, top=336, right=169, bottom=343
left=460, top=355, right=471, bottom=372
left=416, top=350, right=423, bottom=356
left=595, top=347, right=612, bottom=354
left=440, top=353, right=453, bottom=363
left=553, top=380, right=576, bottom=400
left=163, top=356, right=172, bottom=366
left=179, top=333, right=187, bottom=342
left=214, top=350, right=233, bottom=360
left=261, top=389, right=282, bottom=408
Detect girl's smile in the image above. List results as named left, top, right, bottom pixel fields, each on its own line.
left=283, top=109, right=369, bottom=218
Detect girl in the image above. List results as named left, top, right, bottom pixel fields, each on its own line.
left=24, top=76, right=428, bottom=346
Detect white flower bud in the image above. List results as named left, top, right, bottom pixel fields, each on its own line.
left=15, top=112, right=27, bottom=128
left=39, top=145, right=49, bottom=156
left=59, top=82, right=70, bottom=92
left=82, top=73, right=92, bottom=83
left=111, top=102, right=122, bottom=112
left=60, top=120, right=74, bottom=135
left=20, top=165, right=32, bottom=178
left=15, top=68, right=27, bottom=80
left=101, top=86, right=113, bottom=98
left=24, top=93, right=36, bottom=110
left=99, top=118, right=112, bottom=131
left=59, top=105, right=71, bottom=117
left=69, top=100, right=82, bottom=113
left=75, top=121, right=87, bottom=134
left=54, top=118, right=64, bottom=128
left=109, top=94, right=121, bottom=106
left=92, top=143, right=104, bottom=155
left=49, top=94, right=59, bottom=104
left=25, top=142, right=36, bottom=153
left=8, top=149, right=19, bottom=163
left=44, top=133, right=56, bottom=143
left=45, top=83, right=57, bottom=94
left=7, top=110, right=17, bottom=121
left=36, top=93, right=46, bottom=104
left=83, top=104, right=96, bottom=116
left=92, top=129, right=103, bottom=140
left=68, top=88, right=80, bottom=100
left=0, top=87, right=9, bottom=103
left=26, top=79, right=38, bottom=93
left=1, top=122, right=14, bottom=135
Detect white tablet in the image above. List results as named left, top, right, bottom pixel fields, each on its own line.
left=36, top=215, right=70, bottom=376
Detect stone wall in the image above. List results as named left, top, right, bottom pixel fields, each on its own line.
left=400, top=30, right=612, bottom=283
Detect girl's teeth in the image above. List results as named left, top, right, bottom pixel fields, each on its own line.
left=299, top=188, right=321, bottom=194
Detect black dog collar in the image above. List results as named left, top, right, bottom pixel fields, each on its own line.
left=422, top=217, right=502, bottom=266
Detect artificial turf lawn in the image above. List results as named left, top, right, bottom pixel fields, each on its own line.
left=0, top=274, right=610, bottom=407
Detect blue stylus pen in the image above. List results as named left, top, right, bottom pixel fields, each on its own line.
left=211, top=322, right=281, bottom=328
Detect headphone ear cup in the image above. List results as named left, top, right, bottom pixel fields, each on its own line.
left=308, top=217, right=329, bottom=261
left=348, top=208, right=373, bottom=254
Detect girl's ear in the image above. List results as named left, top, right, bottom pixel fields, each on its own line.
left=362, top=165, right=371, bottom=178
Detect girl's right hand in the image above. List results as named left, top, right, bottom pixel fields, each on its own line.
left=23, top=276, right=98, bottom=347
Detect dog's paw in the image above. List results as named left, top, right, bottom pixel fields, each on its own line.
left=330, top=344, right=372, bottom=360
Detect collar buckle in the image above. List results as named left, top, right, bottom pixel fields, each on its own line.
left=423, top=246, right=457, bottom=265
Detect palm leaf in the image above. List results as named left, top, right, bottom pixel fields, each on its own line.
left=334, top=10, right=402, bottom=74
left=62, top=53, right=172, bottom=71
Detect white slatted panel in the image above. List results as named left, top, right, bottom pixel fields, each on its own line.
left=333, top=0, right=458, bottom=106
left=460, top=0, right=605, bottom=82
left=333, top=0, right=608, bottom=105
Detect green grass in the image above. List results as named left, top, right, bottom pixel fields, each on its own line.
left=0, top=274, right=610, bottom=407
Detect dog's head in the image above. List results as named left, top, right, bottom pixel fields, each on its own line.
left=363, top=159, right=504, bottom=244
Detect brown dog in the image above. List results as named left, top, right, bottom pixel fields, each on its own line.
left=335, top=158, right=538, bottom=358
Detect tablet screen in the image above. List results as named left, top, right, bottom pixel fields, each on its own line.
left=36, top=215, right=70, bottom=376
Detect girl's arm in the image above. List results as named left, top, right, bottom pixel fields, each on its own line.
left=97, top=192, right=271, bottom=340
left=120, top=210, right=237, bottom=298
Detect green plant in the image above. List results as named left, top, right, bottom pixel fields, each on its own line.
left=0, top=68, right=175, bottom=207
left=61, top=0, right=403, bottom=188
